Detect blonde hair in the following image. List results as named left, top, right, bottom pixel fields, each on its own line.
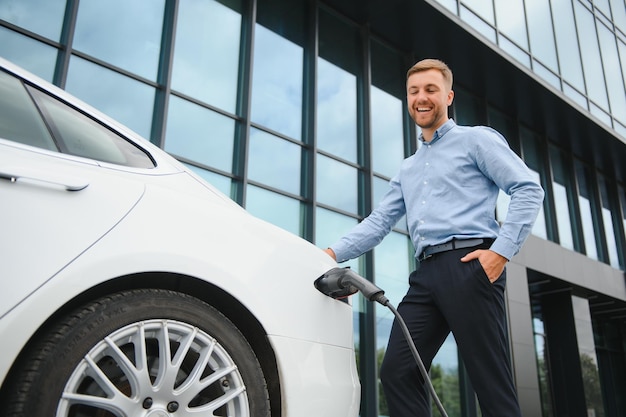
left=407, top=59, right=453, bottom=90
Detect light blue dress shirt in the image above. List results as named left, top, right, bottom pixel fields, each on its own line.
left=330, top=119, right=545, bottom=263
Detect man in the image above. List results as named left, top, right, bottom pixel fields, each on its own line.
left=324, top=59, right=544, bottom=416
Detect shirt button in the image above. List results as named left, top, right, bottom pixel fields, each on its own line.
left=420, top=236, right=425, bottom=241
left=423, top=181, right=428, bottom=185
left=425, top=162, right=430, bottom=166
left=422, top=201, right=426, bottom=205
left=419, top=220, right=425, bottom=224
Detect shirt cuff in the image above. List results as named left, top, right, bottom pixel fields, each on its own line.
left=489, top=237, right=518, bottom=261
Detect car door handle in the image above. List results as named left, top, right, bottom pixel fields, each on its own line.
left=0, top=169, right=89, bottom=191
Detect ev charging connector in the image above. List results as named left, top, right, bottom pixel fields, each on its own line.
left=315, top=267, right=449, bottom=417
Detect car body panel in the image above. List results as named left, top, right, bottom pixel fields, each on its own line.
left=0, top=56, right=360, bottom=416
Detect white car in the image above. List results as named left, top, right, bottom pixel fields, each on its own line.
left=0, top=56, right=360, bottom=417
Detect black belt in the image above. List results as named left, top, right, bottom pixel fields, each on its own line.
left=416, top=238, right=491, bottom=262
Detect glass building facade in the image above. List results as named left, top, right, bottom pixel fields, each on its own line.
left=1, top=0, right=625, bottom=416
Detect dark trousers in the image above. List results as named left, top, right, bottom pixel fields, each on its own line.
left=379, top=245, right=522, bottom=417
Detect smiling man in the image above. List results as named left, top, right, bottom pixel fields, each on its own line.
left=324, top=58, right=544, bottom=416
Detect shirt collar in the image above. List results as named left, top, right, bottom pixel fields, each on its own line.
left=418, top=119, right=456, bottom=144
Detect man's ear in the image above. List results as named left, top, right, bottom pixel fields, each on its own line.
left=447, top=90, right=454, bottom=106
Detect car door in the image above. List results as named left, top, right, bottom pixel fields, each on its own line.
left=0, top=67, right=149, bottom=317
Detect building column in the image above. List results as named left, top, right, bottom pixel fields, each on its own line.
left=505, top=262, right=542, bottom=417
left=541, top=290, right=587, bottom=417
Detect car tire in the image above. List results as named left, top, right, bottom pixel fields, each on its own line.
left=1, top=288, right=270, bottom=417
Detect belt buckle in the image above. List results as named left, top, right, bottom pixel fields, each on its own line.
left=418, top=251, right=431, bottom=262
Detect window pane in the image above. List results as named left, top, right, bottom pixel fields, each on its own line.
left=494, top=0, right=528, bottom=49
left=66, top=56, right=155, bottom=139
left=461, top=0, right=494, bottom=24
left=248, top=128, right=301, bottom=195
left=315, top=206, right=361, bottom=272
left=575, top=161, right=598, bottom=260
left=0, top=0, right=66, bottom=40
left=30, top=87, right=154, bottom=168
left=251, top=24, right=303, bottom=140
left=599, top=175, right=620, bottom=268
left=454, top=86, right=483, bottom=125
left=317, top=58, right=358, bottom=162
left=371, top=86, right=404, bottom=177
left=598, top=23, right=626, bottom=123
left=460, top=5, right=496, bottom=42
left=165, top=95, right=235, bottom=173
left=184, top=163, right=232, bottom=199
left=611, top=0, right=626, bottom=33
left=371, top=40, right=407, bottom=178
left=552, top=0, right=585, bottom=91
left=521, top=128, right=547, bottom=239
left=0, top=27, right=57, bottom=81
left=317, top=10, right=360, bottom=162
left=316, top=154, right=358, bottom=213
left=550, top=147, right=575, bottom=250
left=246, top=185, right=301, bottom=236
left=525, top=0, right=559, bottom=72
left=574, top=2, right=609, bottom=110
left=172, top=0, right=241, bottom=113
left=0, top=70, right=55, bottom=150
left=73, top=0, right=164, bottom=80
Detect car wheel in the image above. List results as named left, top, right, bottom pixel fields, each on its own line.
left=2, top=288, right=270, bottom=417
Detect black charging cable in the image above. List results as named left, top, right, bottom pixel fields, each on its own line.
left=315, top=267, right=449, bottom=417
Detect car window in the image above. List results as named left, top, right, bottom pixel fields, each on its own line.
left=28, top=86, right=155, bottom=168
left=0, top=70, right=57, bottom=151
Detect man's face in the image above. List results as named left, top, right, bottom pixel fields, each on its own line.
left=406, top=69, right=454, bottom=133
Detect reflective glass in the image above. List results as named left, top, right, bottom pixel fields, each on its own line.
left=594, top=0, right=612, bottom=17
left=245, top=185, right=302, bottom=236
left=165, top=95, right=235, bottom=173
left=374, top=231, right=414, bottom=417
left=0, top=0, right=66, bottom=40
left=599, top=176, right=620, bottom=268
left=611, top=0, right=626, bottom=33
left=316, top=154, right=358, bottom=213
left=248, top=128, right=301, bottom=195
left=574, top=2, right=609, bottom=110
left=251, top=24, right=303, bottom=140
left=317, top=57, right=358, bottom=162
left=598, top=22, right=626, bottom=123
left=461, top=0, right=495, bottom=24
left=621, top=187, right=626, bottom=252
left=371, top=40, right=407, bottom=177
left=521, top=128, right=547, bottom=239
left=460, top=5, right=496, bottom=43
left=172, top=0, right=241, bottom=113
left=532, top=317, right=554, bottom=417
left=551, top=0, right=585, bottom=91
left=371, top=86, right=405, bottom=178
left=430, top=334, right=461, bottom=416
left=318, top=10, right=360, bottom=163
left=549, top=147, right=575, bottom=250
left=184, top=163, right=232, bottom=199
left=499, top=35, right=531, bottom=67
left=0, top=70, right=55, bottom=150
left=73, top=0, right=164, bottom=80
left=29, top=87, right=154, bottom=168
left=315, top=207, right=361, bottom=274
left=494, top=0, right=528, bottom=49
left=0, top=27, right=57, bottom=81
left=435, top=0, right=458, bottom=14
left=65, top=56, right=155, bottom=139
left=454, top=86, right=483, bottom=125
left=525, top=0, right=559, bottom=72
left=572, top=296, right=605, bottom=416
left=575, top=160, right=599, bottom=260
